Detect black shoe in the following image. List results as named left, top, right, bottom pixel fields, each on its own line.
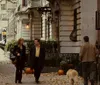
left=18, top=81, right=22, bottom=84
left=35, top=80, right=39, bottom=84
left=15, top=81, right=17, bottom=83
left=15, top=80, right=18, bottom=83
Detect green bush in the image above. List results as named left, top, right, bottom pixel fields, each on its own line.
left=6, top=40, right=58, bottom=53
left=6, top=40, right=59, bottom=67
left=5, top=40, right=17, bottom=52
left=26, top=40, right=58, bottom=53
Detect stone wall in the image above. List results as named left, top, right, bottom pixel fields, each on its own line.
left=81, top=0, right=97, bottom=44
left=59, top=0, right=97, bottom=53
left=59, top=0, right=81, bottom=53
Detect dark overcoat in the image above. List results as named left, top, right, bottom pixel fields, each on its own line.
left=30, top=45, right=45, bottom=70
left=13, top=45, right=26, bottom=68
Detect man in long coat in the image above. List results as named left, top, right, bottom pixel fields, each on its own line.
left=30, top=38, right=45, bottom=84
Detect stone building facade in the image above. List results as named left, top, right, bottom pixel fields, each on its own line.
left=0, top=0, right=17, bottom=42
left=7, top=0, right=97, bottom=53
left=48, top=0, right=97, bottom=53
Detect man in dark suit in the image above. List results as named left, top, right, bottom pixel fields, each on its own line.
left=30, top=38, right=45, bottom=84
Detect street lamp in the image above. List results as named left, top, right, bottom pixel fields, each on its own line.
left=2, top=29, right=6, bottom=44
left=25, top=23, right=30, bottom=29
left=2, top=31, right=6, bottom=35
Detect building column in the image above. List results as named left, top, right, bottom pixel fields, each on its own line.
left=32, top=10, right=42, bottom=40
left=16, top=18, right=22, bottom=40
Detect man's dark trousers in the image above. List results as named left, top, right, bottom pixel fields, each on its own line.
left=82, top=62, right=95, bottom=85
left=34, top=57, right=42, bottom=82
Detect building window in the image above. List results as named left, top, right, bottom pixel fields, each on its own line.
left=2, top=14, right=7, bottom=20
left=1, top=4, right=6, bottom=10
left=22, top=0, right=27, bottom=6
left=96, top=11, right=100, bottom=30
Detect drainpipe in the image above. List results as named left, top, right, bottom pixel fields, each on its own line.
left=97, top=0, right=100, bottom=45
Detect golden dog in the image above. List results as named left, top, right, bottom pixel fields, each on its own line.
left=66, top=69, right=84, bottom=85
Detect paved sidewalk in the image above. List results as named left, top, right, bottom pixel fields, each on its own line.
left=0, top=49, right=67, bottom=85
left=0, top=49, right=97, bottom=85
left=0, top=64, right=68, bottom=85
left=0, top=63, right=94, bottom=85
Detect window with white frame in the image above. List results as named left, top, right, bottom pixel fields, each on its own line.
left=2, top=14, right=8, bottom=20
left=0, top=14, right=2, bottom=20
left=0, top=14, right=7, bottom=20
left=1, top=4, right=6, bottom=10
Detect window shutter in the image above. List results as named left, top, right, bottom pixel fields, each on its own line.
left=96, top=11, right=100, bottom=30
